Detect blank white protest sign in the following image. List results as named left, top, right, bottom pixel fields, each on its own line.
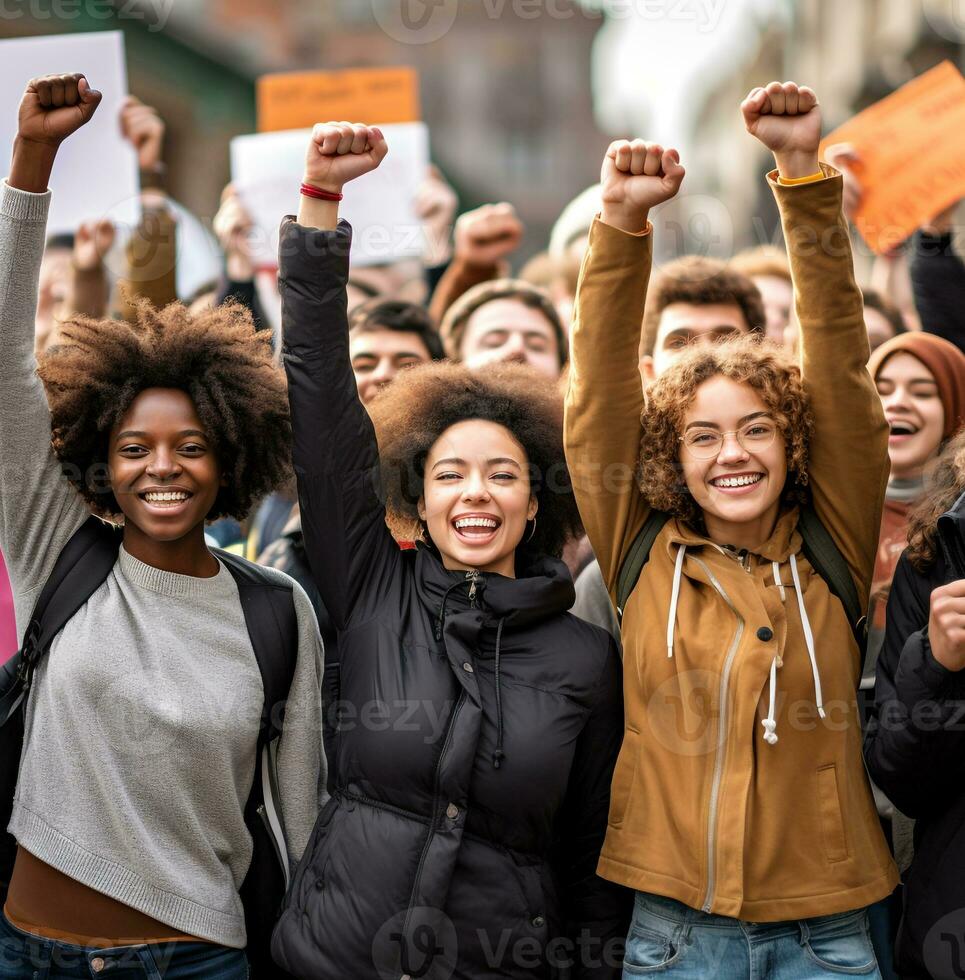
left=0, top=31, right=139, bottom=235
left=230, top=122, right=429, bottom=269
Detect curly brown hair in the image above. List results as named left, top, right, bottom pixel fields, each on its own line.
left=37, top=299, right=291, bottom=521
left=637, top=338, right=813, bottom=524
left=366, top=361, right=582, bottom=558
left=906, top=428, right=965, bottom=571
left=640, top=257, right=766, bottom=357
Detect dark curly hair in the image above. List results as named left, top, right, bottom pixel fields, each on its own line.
left=37, top=299, right=291, bottom=521
left=637, top=337, right=813, bottom=525
left=366, top=362, right=582, bottom=558
left=906, top=427, right=965, bottom=571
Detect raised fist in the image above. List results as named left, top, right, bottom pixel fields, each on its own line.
left=120, top=96, right=164, bottom=171
left=415, top=164, right=458, bottom=265
left=73, top=219, right=115, bottom=272
left=213, top=184, right=256, bottom=280
left=742, top=81, right=822, bottom=178
left=928, top=578, right=965, bottom=672
left=303, top=122, right=388, bottom=193
left=454, top=202, right=524, bottom=268
left=600, top=140, right=685, bottom=234
left=18, top=73, right=102, bottom=147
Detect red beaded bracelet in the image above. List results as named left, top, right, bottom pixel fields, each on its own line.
left=300, top=183, right=343, bottom=202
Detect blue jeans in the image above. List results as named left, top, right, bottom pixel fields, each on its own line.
left=624, top=892, right=881, bottom=978
left=0, top=913, right=248, bottom=979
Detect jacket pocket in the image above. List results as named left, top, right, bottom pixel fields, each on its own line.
left=816, top=765, right=849, bottom=864
left=608, top=728, right=639, bottom=829
left=288, top=796, right=339, bottom=910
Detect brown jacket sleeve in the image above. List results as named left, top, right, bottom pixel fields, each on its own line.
left=563, top=217, right=653, bottom=597
left=771, top=164, right=889, bottom=602
left=427, top=255, right=501, bottom=325
left=65, top=263, right=109, bottom=320
left=113, top=201, right=178, bottom=320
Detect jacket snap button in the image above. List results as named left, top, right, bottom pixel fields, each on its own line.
left=315, top=876, right=325, bottom=890
left=757, top=627, right=774, bottom=642
left=532, top=914, right=545, bottom=928
left=91, top=958, right=106, bottom=973
left=446, top=803, right=459, bottom=819
left=462, top=662, right=473, bottom=673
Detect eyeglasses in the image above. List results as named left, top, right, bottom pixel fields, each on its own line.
left=679, top=419, right=779, bottom=459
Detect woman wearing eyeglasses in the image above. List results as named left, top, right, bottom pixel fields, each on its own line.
left=564, top=81, right=898, bottom=976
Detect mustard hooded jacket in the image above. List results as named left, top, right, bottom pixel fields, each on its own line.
left=564, top=167, right=899, bottom=921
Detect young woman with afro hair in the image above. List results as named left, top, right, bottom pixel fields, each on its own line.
left=269, top=122, right=630, bottom=979
left=564, top=83, right=898, bottom=975
left=0, top=75, right=324, bottom=977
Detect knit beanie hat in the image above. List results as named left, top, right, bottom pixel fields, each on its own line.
left=869, top=332, right=965, bottom=439
left=439, top=278, right=568, bottom=369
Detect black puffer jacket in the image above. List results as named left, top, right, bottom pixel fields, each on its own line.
left=272, top=218, right=630, bottom=979
left=864, top=495, right=965, bottom=980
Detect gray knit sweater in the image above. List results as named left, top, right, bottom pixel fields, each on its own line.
left=0, top=181, right=325, bottom=948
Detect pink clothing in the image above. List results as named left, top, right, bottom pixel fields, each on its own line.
left=0, top=549, right=17, bottom=663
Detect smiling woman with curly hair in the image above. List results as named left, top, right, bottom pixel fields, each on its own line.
left=270, top=122, right=630, bottom=980
left=39, top=298, right=292, bottom=520
left=0, top=74, right=323, bottom=976
left=564, top=82, right=899, bottom=974
left=367, top=361, right=582, bottom=556
left=636, top=338, right=813, bottom=525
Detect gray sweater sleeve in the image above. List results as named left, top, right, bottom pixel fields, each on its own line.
left=0, top=181, right=90, bottom=634
left=270, top=571, right=327, bottom=862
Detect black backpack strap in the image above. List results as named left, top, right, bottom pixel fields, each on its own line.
left=219, top=551, right=299, bottom=979
left=797, top=505, right=866, bottom=650
left=0, top=517, right=121, bottom=724
left=616, top=512, right=670, bottom=621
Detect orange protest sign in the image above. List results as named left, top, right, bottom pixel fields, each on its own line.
left=257, top=67, right=421, bottom=133
left=820, top=61, right=965, bottom=253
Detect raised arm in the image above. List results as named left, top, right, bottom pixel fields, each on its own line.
left=910, top=201, right=965, bottom=352
left=743, top=81, right=889, bottom=602
left=564, top=140, right=684, bottom=594
left=0, top=74, right=102, bottom=629
left=280, top=122, right=397, bottom=630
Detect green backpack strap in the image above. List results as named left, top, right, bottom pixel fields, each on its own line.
left=797, top=505, right=867, bottom=653
left=616, top=511, right=670, bottom=621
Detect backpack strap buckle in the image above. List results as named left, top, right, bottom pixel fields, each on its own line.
left=15, top=622, right=42, bottom=687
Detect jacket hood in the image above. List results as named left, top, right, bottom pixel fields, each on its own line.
left=664, top=505, right=803, bottom=564
left=414, top=542, right=575, bottom=631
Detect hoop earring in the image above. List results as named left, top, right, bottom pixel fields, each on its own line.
left=525, top=516, right=537, bottom=543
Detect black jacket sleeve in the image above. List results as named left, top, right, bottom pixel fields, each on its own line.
left=910, top=230, right=965, bottom=352
left=864, top=551, right=965, bottom=817
left=550, top=636, right=632, bottom=978
left=279, top=218, right=403, bottom=630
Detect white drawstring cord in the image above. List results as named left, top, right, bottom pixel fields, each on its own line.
left=790, top=552, right=826, bottom=719
left=667, top=544, right=686, bottom=659
left=772, top=560, right=786, bottom=602
left=762, top=655, right=779, bottom=745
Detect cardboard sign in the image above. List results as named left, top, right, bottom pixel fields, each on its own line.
left=257, top=67, right=420, bottom=133
left=230, top=122, right=429, bottom=268
left=821, top=61, right=965, bottom=253
left=0, top=31, right=139, bottom=235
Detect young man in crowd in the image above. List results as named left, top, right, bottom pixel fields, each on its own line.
left=439, top=278, right=568, bottom=380
left=349, top=298, right=444, bottom=404
left=638, top=255, right=765, bottom=381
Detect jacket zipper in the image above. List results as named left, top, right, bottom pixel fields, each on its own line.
left=466, top=570, right=481, bottom=606
left=402, top=688, right=467, bottom=937
left=690, top=555, right=745, bottom=914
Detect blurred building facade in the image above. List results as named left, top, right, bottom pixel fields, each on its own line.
left=1, top=0, right=961, bottom=268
